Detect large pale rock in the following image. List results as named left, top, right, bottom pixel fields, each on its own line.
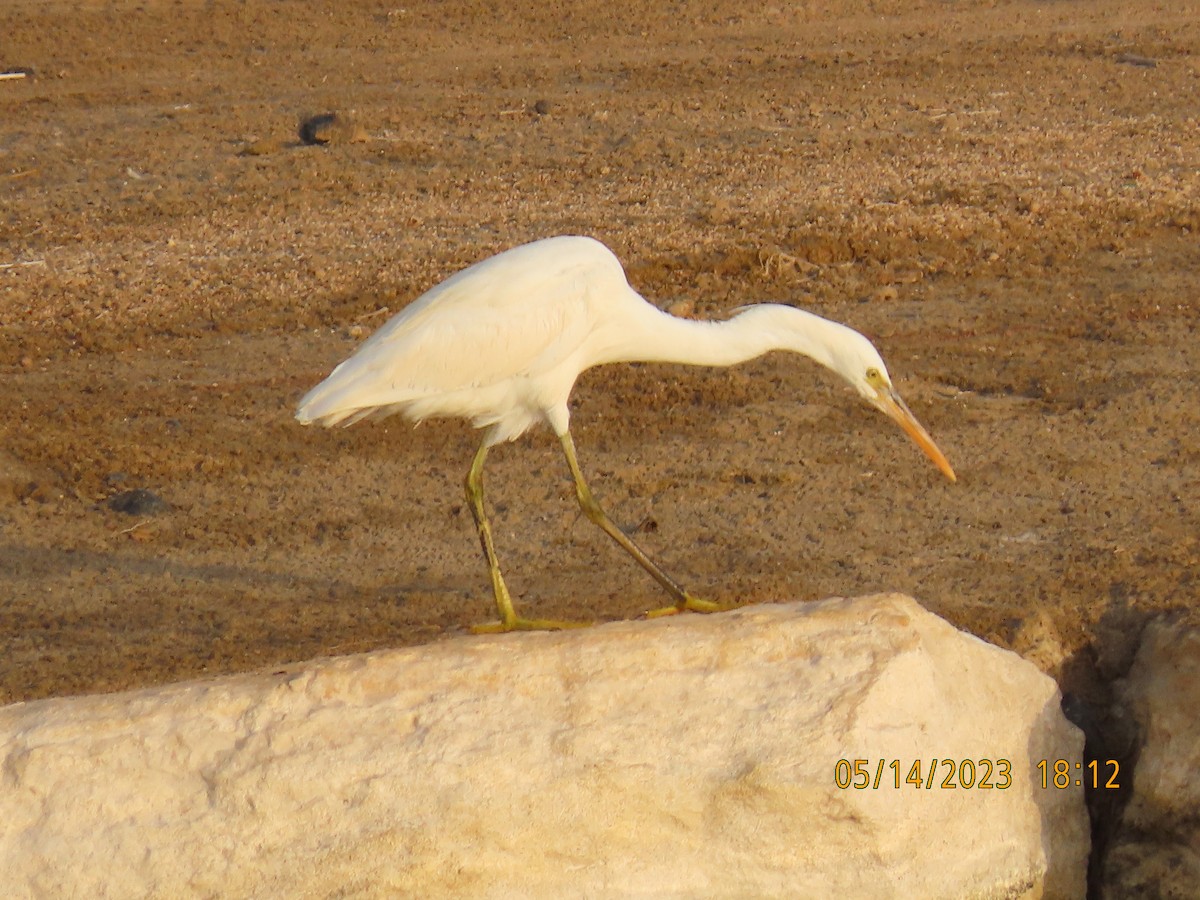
left=1102, top=620, right=1200, bottom=896
left=0, top=594, right=1087, bottom=898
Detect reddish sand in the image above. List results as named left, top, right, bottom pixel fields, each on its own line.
left=1, top=0, right=1197, bottom=704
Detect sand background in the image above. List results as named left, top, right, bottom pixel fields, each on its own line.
left=1, top=0, right=1197, bottom=706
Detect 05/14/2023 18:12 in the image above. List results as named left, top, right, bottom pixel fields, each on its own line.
left=834, top=758, right=1122, bottom=791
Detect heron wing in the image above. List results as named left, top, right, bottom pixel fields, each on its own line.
left=296, top=238, right=613, bottom=428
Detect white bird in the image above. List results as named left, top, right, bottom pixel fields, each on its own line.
left=297, top=235, right=956, bottom=632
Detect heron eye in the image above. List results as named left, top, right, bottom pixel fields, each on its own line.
left=865, top=367, right=882, bottom=383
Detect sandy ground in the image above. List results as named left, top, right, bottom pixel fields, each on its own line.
left=1, top=0, right=1197, bottom=709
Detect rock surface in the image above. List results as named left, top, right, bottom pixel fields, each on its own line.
left=0, top=594, right=1087, bottom=898
left=1102, top=620, right=1200, bottom=897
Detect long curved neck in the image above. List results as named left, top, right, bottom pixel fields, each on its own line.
left=599, top=301, right=848, bottom=373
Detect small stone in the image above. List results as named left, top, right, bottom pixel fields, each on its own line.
left=107, top=488, right=171, bottom=516
left=298, top=112, right=369, bottom=145
left=667, top=299, right=695, bottom=318
left=1010, top=608, right=1070, bottom=675
left=532, top=99, right=552, bottom=116
left=1114, top=52, right=1157, bottom=68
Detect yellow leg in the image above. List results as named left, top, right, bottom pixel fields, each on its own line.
left=464, top=440, right=589, bottom=633
left=558, top=431, right=729, bottom=619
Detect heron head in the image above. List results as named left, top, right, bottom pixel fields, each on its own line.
left=832, top=331, right=957, bottom=482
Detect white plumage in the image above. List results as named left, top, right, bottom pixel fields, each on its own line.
left=298, top=237, right=615, bottom=440
left=297, top=235, right=955, bottom=631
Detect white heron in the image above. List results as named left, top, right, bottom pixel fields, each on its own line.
left=296, top=235, right=956, bottom=631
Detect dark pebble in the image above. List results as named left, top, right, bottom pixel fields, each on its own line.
left=299, top=112, right=339, bottom=145
left=108, top=488, right=171, bottom=516
left=1114, top=52, right=1157, bottom=68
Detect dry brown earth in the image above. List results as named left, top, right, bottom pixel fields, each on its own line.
left=1, top=0, right=1197, bottom=732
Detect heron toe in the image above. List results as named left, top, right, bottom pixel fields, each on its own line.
left=643, top=594, right=730, bottom=619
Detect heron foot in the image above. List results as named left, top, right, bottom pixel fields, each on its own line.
left=472, top=615, right=592, bottom=634
left=643, top=594, right=729, bottom=619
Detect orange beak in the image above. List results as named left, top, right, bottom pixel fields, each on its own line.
left=873, top=387, right=957, bottom=482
